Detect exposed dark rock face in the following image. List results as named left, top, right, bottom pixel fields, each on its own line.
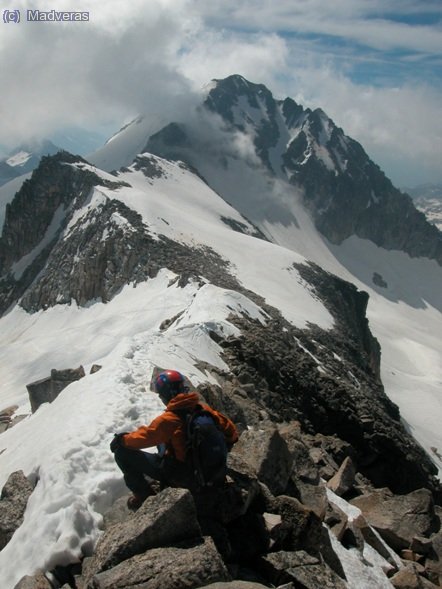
left=0, top=152, right=127, bottom=315
left=0, top=153, right=242, bottom=316
left=194, top=268, right=440, bottom=498
left=294, top=262, right=382, bottom=378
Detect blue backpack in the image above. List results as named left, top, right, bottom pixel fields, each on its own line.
left=181, top=408, right=228, bottom=488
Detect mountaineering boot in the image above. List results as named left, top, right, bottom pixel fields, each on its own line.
left=127, top=485, right=156, bottom=510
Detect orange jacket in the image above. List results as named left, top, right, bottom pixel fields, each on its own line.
left=121, top=392, right=238, bottom=462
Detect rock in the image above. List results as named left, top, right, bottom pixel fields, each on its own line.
left=101, top=495, right=133, bottom=529
left=390, top=563, right=439, bottom=588
left=326, top=456, right=356, bottom=496
left=273, top=488, right=347, bottom=578
left=90, top=365, right=102, bottom=374
left=353, top=514, right=399, bottom=569
left=229, top=427, right=293, bottom=496
left=0, top=404, right=18, bottom=418
left=296, top=480, right=328, bottom=519
left=0, top=405, right=19, bottom=432
left=13, top=574, right=53, bottom=589
left=325, top=502, right=348, bottom=542
left=225, top=457, right=263, bottom=521
left=84, top=487, right=201, bottom=578
left=350, top=488, right=437, bottom=552
left=401, top=549, right=423, bottom=563
left=425, top=527, right=442, bottom=586
left=0, top=470, right=34, bottom=550
left=88, top=537, right=230, bottom=589
left=26, top=366, right=85, bottom=412
left=261, top=550, right=347, bottom=588
left=410, top=536, right=433, bottom=555
left=278, top=422, right=319, bottom=484
left=271, top=495, right=323, bottom=554
left=199, top=583, right=270, bottom=589
left=263, top=511, right=283, bottom=531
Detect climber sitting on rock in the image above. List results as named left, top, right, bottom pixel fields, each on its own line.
left=110, top=369, right=238, bottom=510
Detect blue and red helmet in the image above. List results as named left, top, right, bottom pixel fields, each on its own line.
left=154, top=370, right=187, bottom=404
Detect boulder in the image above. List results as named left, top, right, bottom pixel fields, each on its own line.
left=270, top=495, right=346, bottom=579
left=278, top=422, right=319, bottom=485
left=296, top=480, right=328, bottom=519
left=324, top=502, right=348, bottom=542
left=13, top=574, right=53, bottom=589
left=351, top=488, right=437, bottom=552
left=199, top=583, right=271, bottom=589
left=88, top=537, right=230, bottom=589
left=425, top=528, right=442, bottom=586
left=0, top=470, right=34, bottom=550
left=352, top=514, right=400, bottom=569
left=229, top=427, right=293, bottom=496
left=83, top=487, right=201, bottom=578
left=261, top=550, right=347, bottom=589
left=390, top=563, right=439, bottom=588
left=271, top=495, right=323, bottom=552
left=224, top=457, right=262, bottom=521
left=326, top=456, right=356, bottom=496
left=26, top=366, right=85, bottom=412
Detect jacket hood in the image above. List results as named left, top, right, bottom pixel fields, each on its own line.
left=166, top=392, right=200, bottom=412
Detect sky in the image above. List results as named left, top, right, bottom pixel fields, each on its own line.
left=0, top=0, right=441, bottom=187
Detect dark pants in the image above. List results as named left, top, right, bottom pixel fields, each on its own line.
left=113, top=445, right=193, bottom=495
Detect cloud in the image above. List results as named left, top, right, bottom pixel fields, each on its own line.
left=196, top=0, right=442, bottom=54
left=0, top=0, right=440, bottom=186
left=178, top=31, right=289, bottom=91
left=0, top=0, right=199, bottom=144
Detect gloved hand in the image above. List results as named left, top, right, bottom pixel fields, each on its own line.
left=110, top=433, right=128, bottom=453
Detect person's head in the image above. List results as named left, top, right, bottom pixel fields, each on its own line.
left=154, top=369, right=188, bottom=405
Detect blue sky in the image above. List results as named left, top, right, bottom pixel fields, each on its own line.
left=0, top=0, right=441, bottom=187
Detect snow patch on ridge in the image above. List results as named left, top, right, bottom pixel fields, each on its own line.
left=6, top=151, right=32, bottom=167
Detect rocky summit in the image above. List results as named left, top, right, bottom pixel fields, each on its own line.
left=147, top=74, right=442, bottom=265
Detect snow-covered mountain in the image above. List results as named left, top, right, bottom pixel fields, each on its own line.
left=0, top=76, right=441, bottom=588
left=405, top=183, right=442, bottom=231
left=0, top=139, right=60, bottom=188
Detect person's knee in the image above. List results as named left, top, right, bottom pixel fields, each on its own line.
left=113, top=444, right=135, bottom=468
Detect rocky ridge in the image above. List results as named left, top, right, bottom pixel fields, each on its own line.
left=6, top=419, right=442, bottom=588
left=0, top=153, right=242, bottom=316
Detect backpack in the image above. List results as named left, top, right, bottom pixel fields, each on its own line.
left=180, top=407, right=228, bottom=489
